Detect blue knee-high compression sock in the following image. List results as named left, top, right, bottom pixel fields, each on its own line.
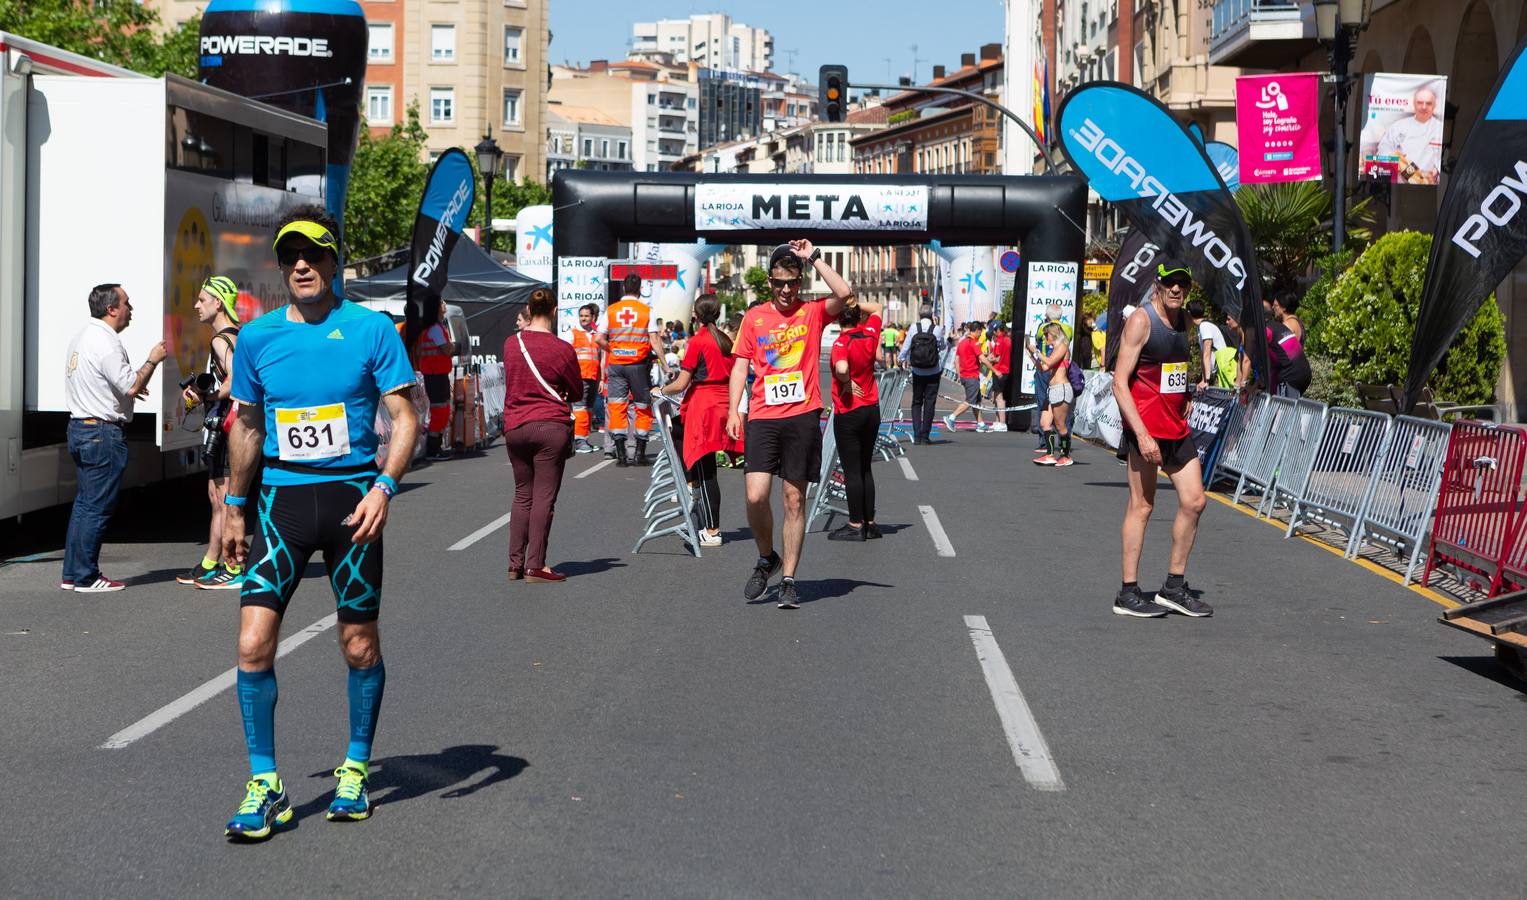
left=345, top=660, right=386, bottom=765
left=236, top=668, right=278, bottom=777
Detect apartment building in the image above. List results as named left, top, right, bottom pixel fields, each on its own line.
left=549, top=60, right=712, bottom=172
left=630, top=14, right=773, bottom=71
left=546, top=105, right=634, bottom=180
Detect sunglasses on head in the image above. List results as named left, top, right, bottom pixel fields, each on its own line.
left=276, top=244, right=331, bottom=266
left=769, top=277, right=802, bottom=288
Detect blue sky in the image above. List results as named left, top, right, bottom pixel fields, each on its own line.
left=548, top=0, right=1008, bottom=93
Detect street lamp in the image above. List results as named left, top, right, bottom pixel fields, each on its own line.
left=1316, top=0, right=1370, bottom=254
left=474, top=129, right=503, bottom=253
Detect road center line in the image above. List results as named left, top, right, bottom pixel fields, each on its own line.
left=963, top=615, right=1066, bottom=791
left=919, top=504, right=955, bottom=556
left=448, top=511, right=513, bottom=551
left=100, top=614, right=339, bottom=750
left=575, top=458, right=615, bottom=479
left=898, top=457, right=919, bottom=481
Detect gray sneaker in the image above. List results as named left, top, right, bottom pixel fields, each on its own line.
left=1112, top=585, right=1168, bottom=618
left=743, top=553, right=782, bottom=601
left=776, top=579, right=801, bottom=610
left=1154, top=581, right=1213, bottom=617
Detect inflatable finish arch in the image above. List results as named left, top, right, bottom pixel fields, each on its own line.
left=551, top=171, right=1086, bottom=429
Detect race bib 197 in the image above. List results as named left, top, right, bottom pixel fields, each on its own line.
left=763, top=371, right=806, bottom=406
left=275, top=403, right=351, bottom=461
left=1161, top=362, right=1188, bottom=395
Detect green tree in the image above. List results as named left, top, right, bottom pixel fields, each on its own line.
left=148, top=14, right=202, bottom=79
left=743, top=265, right=771, bottom=304
left=0, top=0, right=198, bottom=76
left=344, top=103, right=430, bottom=265
left=1321, top=231, right=1505, bottom=405
left=1235, top=181, right=1372, bottom=295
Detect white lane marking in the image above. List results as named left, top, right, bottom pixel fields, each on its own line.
left=963, top=615, right=1066, bottom=792
left=898, top=457, right=919, bottom=481
left=100, top=614, right=339, bottom=750
left=448, top=511, right=513, bottom=551
left=575, top=458, right=615, bottom=479
left=918, top=504, right=955, bottom=557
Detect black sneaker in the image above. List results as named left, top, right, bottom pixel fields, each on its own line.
left=1112, top=585, right=1169, bottom=618
left=176, top=563, right=215, bottom=585
left=864, top=523, right=883, bottom=540
left=1154, top=581, right=1213, bottom=617
left=827, top=524, right=865, bottom=541
left=743, top=553, right=782, bottom=601
left=776, top=579, right=801, bottom=610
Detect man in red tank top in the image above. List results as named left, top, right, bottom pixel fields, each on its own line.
left=1111, top=260, right=1213, bottom=620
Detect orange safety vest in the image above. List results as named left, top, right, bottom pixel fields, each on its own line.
left=570, top=327, right=601, bottom=380
left=415, top=322, right=453, bottom=375
left=604, top=296, right=653, bottom=366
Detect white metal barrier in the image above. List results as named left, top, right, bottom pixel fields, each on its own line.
left=1348, top=415, right=1452, bottom=584
left=632, top=398, right=702, bottom=557
left=806, top=410, right=848, bottom=533
left=1256, top=398, right=1328, bottom=517
left=875, top=368, right=911, bottom=460
left=1209, top=392, right=1272, bottom=489
left=1283, top=407, right=1393, bottom=546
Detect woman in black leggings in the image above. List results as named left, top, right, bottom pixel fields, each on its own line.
left=828, top=300, right=885, bottom=541
left=658, top=295, right=743, bottom=546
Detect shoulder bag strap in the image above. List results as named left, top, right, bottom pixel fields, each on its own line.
left=517, top=334, right=565, bottom=405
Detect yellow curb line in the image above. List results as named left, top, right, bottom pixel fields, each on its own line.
left=1205, top=491, right=1460, bottom=610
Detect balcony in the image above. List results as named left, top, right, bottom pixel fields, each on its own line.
left=1209, top=0, right=1317, bottom=67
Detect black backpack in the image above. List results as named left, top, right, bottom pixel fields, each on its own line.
left=908, top=322, right=940, bottom=369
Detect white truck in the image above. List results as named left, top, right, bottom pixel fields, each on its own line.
left=0, top=33, right=327, bottom=520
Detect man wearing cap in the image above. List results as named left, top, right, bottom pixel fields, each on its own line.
left=726, top=241, right=854, bottom=610
left=176, top=275, right=245, bottom=589
left=219, top=205, right=419, bottom=839
left=1112, top=260, right=1212, bottom=619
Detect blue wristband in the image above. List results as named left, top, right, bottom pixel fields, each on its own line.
left=223, top=494, right=247, bottom=507
left=372, top=474, right=398, bottom=499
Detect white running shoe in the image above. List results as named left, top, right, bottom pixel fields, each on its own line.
left=698, top=529, right=722, bottom=547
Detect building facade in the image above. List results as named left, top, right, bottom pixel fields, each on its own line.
left=697, top=67, right=762, bottom=148
left=545, top=105, right=633, bottom=181
left=630, top=14, right=773, bottom=71
left=549, top=60, right=700, bottom=173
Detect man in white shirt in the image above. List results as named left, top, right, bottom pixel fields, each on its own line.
left=1376, top=87, right=1443, bottom=184
left=62, top=284, right=166, bottom=593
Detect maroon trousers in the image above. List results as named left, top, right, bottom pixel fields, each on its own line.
left=504, top=419, right=572, bottom=571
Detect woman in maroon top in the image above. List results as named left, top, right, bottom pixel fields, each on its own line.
left=658, top=294, right=743, bottom=547
left=502, top=288, right=583, bottom=583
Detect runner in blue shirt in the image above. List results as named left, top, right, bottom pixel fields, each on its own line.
left=219, top=205, right=419, bottom=840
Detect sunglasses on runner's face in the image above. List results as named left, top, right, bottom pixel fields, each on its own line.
left=769, top=277, right=802, bottom=289
left=1158, top=276, right=1191, bottom=290
left=276, top=244, right=331, bottom=266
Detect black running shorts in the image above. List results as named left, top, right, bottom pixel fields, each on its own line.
left=744, top=410, right=823, bottom=483
left=1120, top=429, right=1199, bottom=473
left=240, top=477, right=384, bottom=623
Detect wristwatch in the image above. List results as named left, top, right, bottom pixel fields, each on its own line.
left=808, top=248, right=822, bottom=265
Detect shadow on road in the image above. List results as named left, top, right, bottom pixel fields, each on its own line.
left=745, top=577, right=894, bottom=606
left=554, top=557, right=626, bottom=577
left=293, top=744, right=530, bottom=819
left=1439, top=656, right=1527, bottom=696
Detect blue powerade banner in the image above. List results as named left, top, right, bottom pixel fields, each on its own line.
left=1404, top=35, right=1527, bottom=411
left=406, top=149, right=476, bottom=336
left=1058, top=83, right=1268, bottom=388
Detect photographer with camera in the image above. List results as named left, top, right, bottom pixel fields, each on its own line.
left=176, top=276, right=243, bottom=590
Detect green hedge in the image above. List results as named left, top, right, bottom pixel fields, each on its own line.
left=1320, top=231, right=1504, bottom=406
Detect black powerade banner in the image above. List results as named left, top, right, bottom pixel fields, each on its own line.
left=199, top=0, right=368, bottom=228
left=1403, top=35, right=1527, bottom=412
left=1058, top=83, right=1269, bottom=389
left=1187, top=387, right=1239, bottom=480
left=406, top=149, right=476, bottom=333
left=1104, top=228, right=1160, bottom=370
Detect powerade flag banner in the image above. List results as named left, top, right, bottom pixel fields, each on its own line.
left=1104, top=228, right=1159, bottom=370
left=406, top=149, right=476, bottom=339
left=1205, top=141, right=1241, bottom=194
left=1058, top=82, right=1269, bottom=388
left=1404, top=36, right=1527, bottom=412
left=1187, top=387, right=1239, bottom=476
left=199, top=0, right=368, bottom=235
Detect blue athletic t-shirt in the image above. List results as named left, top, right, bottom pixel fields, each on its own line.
left=230, top=298, right=416, bottom=486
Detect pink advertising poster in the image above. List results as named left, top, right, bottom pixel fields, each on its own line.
left=1235, top=73, right=1322, bottom=184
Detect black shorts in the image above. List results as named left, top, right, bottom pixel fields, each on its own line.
left=207, top=438, right=229, bottom=480
left=744, top=410, right=823, bottom=482
left=1120, top=429, right=1199, bottom=473
left=989, top=373, right=1010, bottom=400
left=240, top=477, right=384, bottom=623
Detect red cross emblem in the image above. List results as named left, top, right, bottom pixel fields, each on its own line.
left=615, top=306, right=639, bottom=328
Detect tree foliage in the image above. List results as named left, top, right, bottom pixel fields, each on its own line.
left=0, top=0, right=199, bottom=76
left=743, top=265, right=772, bottom=304
left=1321, top=231, right=1504, bottom=405
left=343, top=104, right=431, bottom=266
left=1235, top=180, right=1372, bottom=295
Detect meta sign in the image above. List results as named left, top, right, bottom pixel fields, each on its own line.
left=694, top=183, right=929, bottom=231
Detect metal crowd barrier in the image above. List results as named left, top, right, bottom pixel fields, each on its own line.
left=1256, top=398, right=1329, bottom=517
left=632, top=398, right=702, bottom=557
left=1283, top=407, right=1392, bottom=547
left=806, top=410, right=849, bottom=534
left=1208, top=392, right=1272, bottom=489
left=1422, top=421, right=1527, bottom=593
left=1351, top=416, right=1451, bottom=584
left=875, top=368, right=911, bottom=460
left=1232, top=396, right=1298, bottom=508
left=478, top=360, right=506, bottom=441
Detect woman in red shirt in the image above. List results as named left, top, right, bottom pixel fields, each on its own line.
left=828, top=299, right=885, bottom=540
left=502, top=288, right=584, bottom=583
left=658, top=294, right=743, bottom=547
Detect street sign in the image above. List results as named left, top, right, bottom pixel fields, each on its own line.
left=1083, top=263, right=1114, bottom=282
left=609, top=262, right=679, bottom=282
left=999, top=250, right=1021, bottom=273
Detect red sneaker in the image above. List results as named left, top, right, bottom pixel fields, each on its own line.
left=73, top=576, right=125, bottom=593
left=1033, top=454, right=1056, bottom=466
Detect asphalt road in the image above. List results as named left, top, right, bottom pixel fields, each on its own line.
left=3, top=408, right=1526, bottom=897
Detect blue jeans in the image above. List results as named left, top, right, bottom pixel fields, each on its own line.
left=63, top=421, right=129, bottom=584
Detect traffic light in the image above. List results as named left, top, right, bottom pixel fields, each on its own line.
left=819, top=65, right=847, bottom=122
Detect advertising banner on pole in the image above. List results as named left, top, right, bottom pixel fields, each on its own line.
left=1359, top=73, right=1449, bottom=185
left=1020, top=261, right=1078, bottom=388
left=404, top=148, right=475, bottom=347
left=556, top=256, right=606, bottom=340
left=1235, top=73, right=1321, bottom=184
